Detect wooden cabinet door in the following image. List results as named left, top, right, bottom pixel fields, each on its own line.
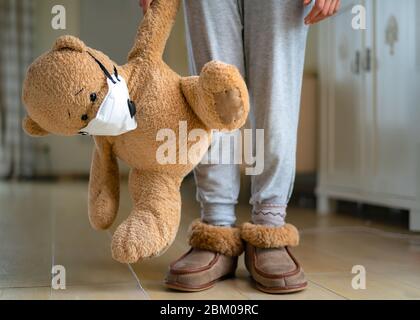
left=370, top=0, right=419, bottom=198
left=320, top=0, right=367, bottom=190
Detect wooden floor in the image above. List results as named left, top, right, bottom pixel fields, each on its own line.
left=0, top=176, right=419, bottom=300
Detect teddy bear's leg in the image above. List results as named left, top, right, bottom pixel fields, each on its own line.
left=181, top=61, right=250, bottom=131
left=88, top=139, right=120, bottom=230
left=111, top=169, right=182, bottom=263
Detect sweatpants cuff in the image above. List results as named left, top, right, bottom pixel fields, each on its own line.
left=251, top=203, right=287, bottom=226
left=200, top=203, right=236, bottom=226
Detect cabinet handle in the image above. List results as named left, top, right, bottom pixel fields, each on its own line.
left=351, top=50, right=361, bottom=74
left=363, top=48, right=372, bottom=72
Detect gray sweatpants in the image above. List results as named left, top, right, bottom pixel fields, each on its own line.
left=184, top=0, right=310, bottom=226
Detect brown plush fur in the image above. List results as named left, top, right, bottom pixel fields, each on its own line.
left=21, top=0, right=249, bottom=263
left=241, top=223, right=300, bottom=248
left=188, top=219, right=244, bottom=257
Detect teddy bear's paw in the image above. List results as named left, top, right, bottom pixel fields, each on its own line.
left=214, top=88, right=245, bottom=125
left=198, top=60, right=249, bottom=130
left=89, top=207, right=116, bottom=231
left=111, top=217, right=166, bottom=264
left=89, top=217, right=113, bottom=231
left=89, top=198, right=118, bottom=230
left=112, top=240, right=141, bottom=264
left=111, top=222, right=145, bottom=264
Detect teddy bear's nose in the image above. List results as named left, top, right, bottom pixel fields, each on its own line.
left=127, top=100, right=136, bottom=118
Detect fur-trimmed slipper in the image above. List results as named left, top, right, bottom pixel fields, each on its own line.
left=165, top=219, right=243, bottom=292
left=241, top=222, right=299, bottom=248
left=241, top=223, right=307, bottom=294
left=188, top=219, right=244, bottom=256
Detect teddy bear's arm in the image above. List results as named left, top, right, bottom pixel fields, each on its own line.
left=128, top=0, right=180, bottom=61
left=111, top=170, right=182, bottom=263
left=181, top=61, right=250, bottom=131
left=88, top=137, right=120, bottom=230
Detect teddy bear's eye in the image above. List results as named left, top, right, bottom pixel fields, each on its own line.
left=90, top=93, right=97, bottom=102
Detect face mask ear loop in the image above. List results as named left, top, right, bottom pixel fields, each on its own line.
left=87, top=52, right=116, bottom=84
left=113, top=66, right=121, bottom=82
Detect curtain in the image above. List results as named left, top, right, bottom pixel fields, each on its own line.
left=0, top=0, right=34, bottom=179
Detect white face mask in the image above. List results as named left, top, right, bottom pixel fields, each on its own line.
left=79, top=55, right=137, bottom=136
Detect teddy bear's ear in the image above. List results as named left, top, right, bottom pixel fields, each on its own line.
left=22, top=116, right=49, bottom=137
left=52, top=35, right=86, bottom=52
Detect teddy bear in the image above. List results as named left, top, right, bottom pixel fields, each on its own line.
left=21, top=0, right=249, bottom=263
